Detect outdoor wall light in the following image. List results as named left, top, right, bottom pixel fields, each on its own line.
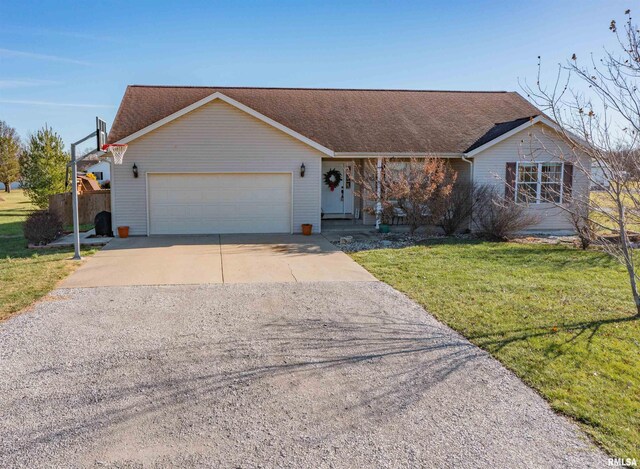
left=132, top=163, right=139, bottom=178
left=300, top=163, right=306, bottom=178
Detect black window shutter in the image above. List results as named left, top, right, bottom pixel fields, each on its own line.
left=505, top=162, right=517, bottom=200
left=563, top=163, right=574, bottom=201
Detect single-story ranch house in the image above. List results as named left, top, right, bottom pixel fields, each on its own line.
left=106, top=86, right=589, bottom=235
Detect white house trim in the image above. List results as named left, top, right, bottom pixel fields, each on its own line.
left=114, top=91, right=335, bottom=157
left=333, top=152, right=463, bottom=158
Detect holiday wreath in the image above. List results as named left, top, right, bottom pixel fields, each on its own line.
left=323, top=168, right=342, bottom=191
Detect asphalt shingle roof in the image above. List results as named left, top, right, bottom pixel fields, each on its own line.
left=108, top=86, right=541, bottom=154
left=465, top=116, right=537, bottom=152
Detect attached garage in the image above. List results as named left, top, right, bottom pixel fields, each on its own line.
left=110, top=94, right=327, bottom=236
left=147, top=173, right=292, bottom=235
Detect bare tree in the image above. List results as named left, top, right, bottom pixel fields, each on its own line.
left=563, top=193, right=597, bottom=250
left=522, top=9, right=640, bottom=316
left=354, top=159, right=396, bottom=227
left=355, top=158, right=456, bottom=234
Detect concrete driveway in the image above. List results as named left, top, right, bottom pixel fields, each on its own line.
left=60, top=234, right=375, bottom=287
left=0, top=282, right=606, bottom=468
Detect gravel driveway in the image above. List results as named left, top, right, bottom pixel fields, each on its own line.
left=0, top=282, right=606, bottom=468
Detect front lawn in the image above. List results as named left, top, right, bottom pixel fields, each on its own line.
left=591, top=189, right=640, bottom=234
left=0, top=189, right=33, bottom=237
left=0, top=190, right=95, bottom=321
left=351, top=240, right=639, bottom=459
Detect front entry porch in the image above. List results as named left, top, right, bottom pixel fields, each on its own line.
left=320, top=156, right=472, bottom=229
left=321, top=160, right=356, bottom=219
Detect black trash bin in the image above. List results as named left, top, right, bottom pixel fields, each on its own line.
left=94, top=211, right=113, bottom=237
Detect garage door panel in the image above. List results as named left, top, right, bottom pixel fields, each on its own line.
left=148, top=174, right=292, bottom=235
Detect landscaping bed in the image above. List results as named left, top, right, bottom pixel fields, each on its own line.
left=330, top=232, right=433, bottom=252
left=330, top=231, right=579, bottom=252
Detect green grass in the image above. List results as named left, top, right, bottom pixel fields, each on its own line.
left=0, top=190, right=34, bottom=237
left=591, top=190, right=640, bottom=234
left=351, top=240, right=639, bottom=459
left=0, top=190, right=95, bottom=321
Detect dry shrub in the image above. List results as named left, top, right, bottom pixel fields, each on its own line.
left=355, top=158, right=457, bottom=234
left=386, top=159, right=457, bottom=234
left=473, top=185, right=540, bottom=241
left=23, top=210, right=63, bottom=245
left=439, top=182, right=475, bottom=235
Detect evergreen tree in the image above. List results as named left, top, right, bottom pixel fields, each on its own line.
left=0, top=120, right=21, bottom=193
left=19, top=126, right=69, bottom=208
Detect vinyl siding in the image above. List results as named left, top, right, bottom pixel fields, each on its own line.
left=472, top=123, right=591, bottom=232
left=112, top=99, right=323, bottom=235
left=449, top=158, right=472, bottom=185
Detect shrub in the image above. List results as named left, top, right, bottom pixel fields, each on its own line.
left=473, top=185, right=540, bottom=241
left=439, top=182, right=475, bottom=235
left=23, top=210, right=63, bottom=246
left=101, top=180, right=110, bottom=189
left=386, top=159, right=457, bottom=234
left=354, top=158, right=457, bottom=234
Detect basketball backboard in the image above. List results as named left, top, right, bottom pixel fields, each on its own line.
left=96, top=117, right=107, bottom=152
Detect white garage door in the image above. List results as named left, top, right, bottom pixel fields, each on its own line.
left=148, top=173, right=292, bottom=234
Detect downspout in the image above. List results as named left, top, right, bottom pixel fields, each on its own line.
left=461, top=154, right=474, bottom=232
left=109, top=158, right=116, bottom=237
left=461, top=154, right=473, bottom=184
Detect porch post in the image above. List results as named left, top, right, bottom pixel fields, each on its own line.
left=375, top=157, right=382, bottom=229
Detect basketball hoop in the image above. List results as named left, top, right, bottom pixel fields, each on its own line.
left=101, top=143, right=128, bottom=165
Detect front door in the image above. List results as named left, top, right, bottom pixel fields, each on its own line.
left=321, top=162, right=353, bottom=216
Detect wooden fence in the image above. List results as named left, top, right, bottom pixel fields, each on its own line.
left=49, top=190, right=111, bottom=226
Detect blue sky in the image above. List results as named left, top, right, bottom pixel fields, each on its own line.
left=0, top=0, right=628, bottom=148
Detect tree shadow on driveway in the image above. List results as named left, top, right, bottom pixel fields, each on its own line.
left=4, top=312, right=486, bottom=458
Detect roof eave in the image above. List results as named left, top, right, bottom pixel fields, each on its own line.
left=332, top=152, right=465, bottom=158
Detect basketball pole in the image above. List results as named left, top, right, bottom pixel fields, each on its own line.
left=69, top=130, right=99, bottom=261
left=71, top=143, right=81, bottom=260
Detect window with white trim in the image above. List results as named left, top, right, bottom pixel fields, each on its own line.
left=90, top=171, right=104, bottom=181
left=515, top=162, right=564, bottom=204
